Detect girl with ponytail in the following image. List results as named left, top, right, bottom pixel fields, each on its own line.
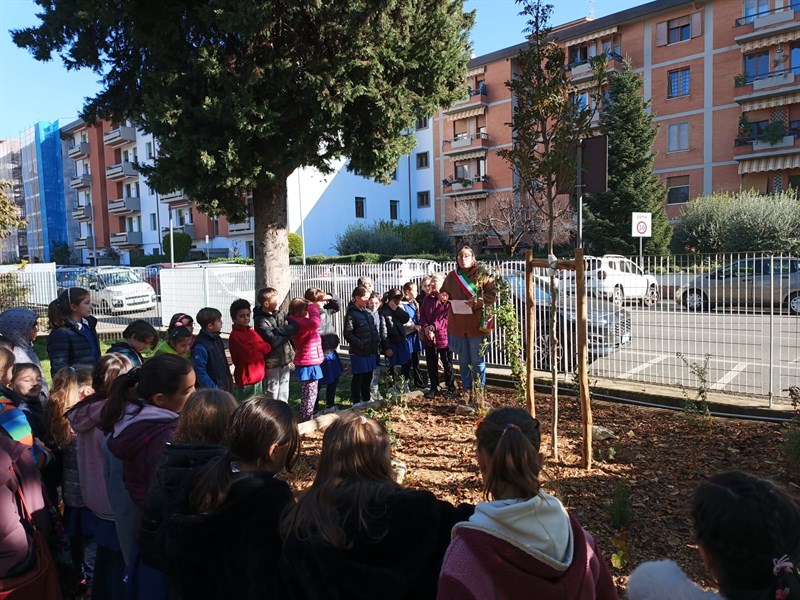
left=46, top=287, right=100, bottom=378
left=167, top=397, right=298, bottom=599
left=438, top=407, right=617, bottom=600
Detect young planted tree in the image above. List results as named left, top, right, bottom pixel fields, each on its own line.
left=584, top=61, right=671, bottom=255
left=497, top=0, right=604, bottom=458
left=14, top=1, right=474, bottom=298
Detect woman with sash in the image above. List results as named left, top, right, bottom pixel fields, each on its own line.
left=440, top=245, right=496, bottom=406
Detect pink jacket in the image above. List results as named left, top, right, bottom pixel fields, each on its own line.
left=67, top=399, right=113, bottom=519
left=288, top=303, right=324, bottom=367
left=419, top=293, right=450, bottom=349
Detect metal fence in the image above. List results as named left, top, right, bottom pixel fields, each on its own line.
left=6, top=254, right=798, bottom=403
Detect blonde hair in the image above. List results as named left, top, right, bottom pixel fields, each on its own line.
left=173, top=389, right=238, bottom=445
left=47, top=365, right=93, bottom=449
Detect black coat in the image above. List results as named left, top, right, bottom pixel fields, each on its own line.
left=168, top=471, right=293, bottom=600
left=46, top=317, right=100, bottom=378
left=282, top=487, right=473, bottom=600
left=191, top=330, right=233, bottom=392
left=253, top=306, right=295, bottom=369
left=343, top=302, right=380, bottom=357
left=378, top=304, right=410, bottom=351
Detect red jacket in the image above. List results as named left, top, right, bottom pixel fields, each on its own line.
left=288, top=303, right=323, bottom=367
left=229, top=324, right=272, bottom=387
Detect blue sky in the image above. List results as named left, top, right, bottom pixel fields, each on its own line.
left=0, top=0, right=639, bottom=140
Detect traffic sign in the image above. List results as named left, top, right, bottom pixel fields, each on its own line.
left=632, top=212, right=652, bottom=238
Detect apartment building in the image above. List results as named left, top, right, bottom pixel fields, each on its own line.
left=434, top=0, right=800, bottom=235
left=0, top=140, right=26, bottom=263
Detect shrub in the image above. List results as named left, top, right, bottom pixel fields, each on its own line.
left=334, top=220, right=451, bottom=256
left=162, top=232, right=193, bottom=262
left=609, top=482, right=633, bottom=529
left=288, top=232, right=303, bottom=257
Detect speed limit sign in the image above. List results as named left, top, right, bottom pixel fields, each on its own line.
left=631, top=212, right=652, bottom=238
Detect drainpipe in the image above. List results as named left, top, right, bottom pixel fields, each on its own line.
left=407, top=152, right=413, bottom=223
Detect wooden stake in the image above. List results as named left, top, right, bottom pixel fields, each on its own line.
left=525, top=249, right=536, bottom=417
left=575, top=248, right=593, bottom=469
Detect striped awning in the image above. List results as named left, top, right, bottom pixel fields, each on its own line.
left=466, top=66, right=485, bottom=77
left=450, top=193, right=489, bottom=201
left=740, top=29, right=800, bottom=52
left=738, top=153, right=800, bottom=174
left=446, top=106, right=486, bottom=121
left=741, top=91, right=800, bottom=112
left=445, top=149, right=487, bottom=160
left=563, top=26, right=618, bottom=47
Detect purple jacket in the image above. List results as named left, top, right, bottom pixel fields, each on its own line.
left=107, top=404, right=178, bottom=511
left=67, top=399, right=113, bottom=519
left=419, top=293, right=450, bottom=349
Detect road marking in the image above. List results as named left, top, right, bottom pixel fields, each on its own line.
left=620, top=355, right=669, bottom=379
left=710, top=362, right=748, bottom=390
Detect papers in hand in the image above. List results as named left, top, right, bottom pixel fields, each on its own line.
left=449, top=299, right=473, bottom=315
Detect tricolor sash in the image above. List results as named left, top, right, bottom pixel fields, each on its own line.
left=452, top=268, right=494, bottom=332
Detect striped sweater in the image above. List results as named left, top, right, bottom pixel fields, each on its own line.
left=0, top=395, right=46, bottom=467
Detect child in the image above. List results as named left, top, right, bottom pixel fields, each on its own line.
left=286, top=298, right=324, bottom=422
left=107, top=320, right=159, bottom=367
left=628, top=471, right=800, bottom=600
left=47, top=287, right=100, bottom=378
left=153, top=325, right=193, bottom=358
left=169, top=398, right=298, bottom=599
left=420, top=273, right=456, bottom=398
left=379, top=288, right=412, bottom=388
left=368, top=292, right=383, bottom=401
left=0, top=348, right=46, bottom=466
left=438, top=407, right=617, bottom=600
left=0, top=307, right=49, bottom=394
left=228, top=298, right=272, bottom=402
left=306, top=288, right=342, bottom=412
left=67, top=353, right=133, bottom=599
left=281, top=412, right=473, bottom=598
left=191, top=307, right=233, bottom=392
left=253, top=287, right=295, bottom=402
left=168, top=313, right=194, bottom=333
left=11, top=363, right=47, bottom=439
left=139, top=389, right=238, bottom=576
left=401, top=281, right=427, bottom=389
left=343, top=286, right=381, bottom=407
left=46, top=365, right=97, bottom=594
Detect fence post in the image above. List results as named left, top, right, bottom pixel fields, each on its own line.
left=203, top=267, right=210, bottom=307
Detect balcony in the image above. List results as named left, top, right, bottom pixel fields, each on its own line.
left=108, top=196, right=141, bottom=214
left=105, top=161, right=138, bottom=181
left=735, top=6, right=797, bottom=28
left=162, top=224, right=196, bottom=239
left=110, top=231, right=143, bottom=247
left=74, top=236, right=94, bottom=250
left=442, top=175, right=490, bottom=196
left=103, top=126, right=136, bottom=148
left=69, top=174, right=91, bottom=189
left=228, top=217, right=254, bottom=234
left=67, top=142, right=90, bottom=160
left=449, top=83, right=489, bottom=109
left=160, top=190, right=189, bottom=204
left=443, top=131, right=490, bottom=153
left=71, top=204, right=92, bottom=220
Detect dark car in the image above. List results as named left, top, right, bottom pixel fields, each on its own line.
left=142, top=264, right=166, bottom=296
left=505, top=272, right=632, bottom=371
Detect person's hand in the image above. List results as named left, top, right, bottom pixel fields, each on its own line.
left=439, top=291, right=449, bottom=303
left=415, top=324, right=422, bottom=332
left=465, top=296, right=476, bottom=309
left=385, top=348, right=394, bottom=358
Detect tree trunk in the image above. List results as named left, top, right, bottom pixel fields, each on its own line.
left=252, top=177, right=291, bottom=304
left=548, top=214, right=559, bottom=461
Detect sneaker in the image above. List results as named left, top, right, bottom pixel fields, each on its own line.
left=423, top=389, right=437, bottom=399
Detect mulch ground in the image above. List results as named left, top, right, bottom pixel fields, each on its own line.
left=285, top=386, right=795, bottom=595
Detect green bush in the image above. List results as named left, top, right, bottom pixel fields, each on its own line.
left=130, top=253, right=169, bottom=267
left=288, top=232, right=303, bottom=257
left=334, top=220, right=451, bottom=256
left=162, top=232, right=193, bottom=262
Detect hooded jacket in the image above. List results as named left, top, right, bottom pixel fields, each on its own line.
left=288, top=303, right=324, bottom=367
left=344, top=301, right=381, bottom=357
left=438, top=493, right=618, bottom=600
left=106, top=404, right=179, bottom=511
left=47, top=316, right=101, bottom=377
left=318, top=298, right=341, bottom=353
left=67, top=398, right=114, bottom=518
left=0, top=307, right=48, bottom=394
left=168, top=470, right=293, bottom=600
left=440, top=264, right=497, bottom=339
left=106, top=341, right=144, bottom=367
left=191, top=330, right=233, bottom=391
left=253, top=306, right=295, bottom=369
left=419, top=293, right=450, bottom=349
left=228, top=324, right=272, bottom=387
left=627, top=560, right=721, bottom=600
left=378, top=303, right=410, bottom=351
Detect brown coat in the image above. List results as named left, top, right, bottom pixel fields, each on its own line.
left=440, top=264, right=497, bottom=339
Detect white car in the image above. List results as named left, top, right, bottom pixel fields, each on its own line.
left=564, top=255, right=659, bottom=307
left=375, top=259, right=439, bottom=291
left=77, top=267, right=158, bottom=314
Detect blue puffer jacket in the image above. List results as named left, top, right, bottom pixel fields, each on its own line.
left=46, top=317, right=100, bottom=378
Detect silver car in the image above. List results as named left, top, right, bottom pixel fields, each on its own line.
left=675, top=257, right=800, bottom=315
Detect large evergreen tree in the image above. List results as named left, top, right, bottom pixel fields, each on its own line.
left=584, top=61, right=671, bottom=255
left=13, top=1, right=473, bottom=295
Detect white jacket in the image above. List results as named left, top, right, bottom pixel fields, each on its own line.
left=627, top=560, right=722, bottom=600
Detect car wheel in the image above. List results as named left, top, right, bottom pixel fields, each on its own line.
left=787, top=292, right=800, bottom=316
left=683, top=289, right=707, bottom=312
left=533, top=330, right=563, bottom=372
left=612, top=286, right=624, bottom=308
left=641, top=286, right=659, bottom=307
left=99, top=300, right=111, bottom=315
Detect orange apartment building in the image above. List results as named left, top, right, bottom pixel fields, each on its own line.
left=60, top=119, right=230, bottom=265
left=434, top=0, right=800, bottom=235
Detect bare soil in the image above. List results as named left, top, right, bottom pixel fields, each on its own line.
left=285, top=387, right=794, bottom=595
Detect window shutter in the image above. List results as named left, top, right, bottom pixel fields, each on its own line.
left=691, top=12, right=703, bottom=38
left=656, top=21, right=668, bottom=46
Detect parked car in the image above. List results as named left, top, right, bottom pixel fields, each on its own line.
left=675, top=257, right=800, bottom=315
left=55, top=267, right=87, bottom=290
left=142, top=264, right=166, bottom=296
left=506, top=272, right=632, bottom=371
left=562, top=255, right=659, bottom=307
left=375, top=259, right=439, bottom=292
left=76, top=267, right=158, bottom=314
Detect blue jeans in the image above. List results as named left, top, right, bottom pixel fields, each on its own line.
left=449, top=334, right=488, bottom=392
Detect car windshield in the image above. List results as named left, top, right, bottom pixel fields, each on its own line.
left=99, top=270, right=142, bottom=286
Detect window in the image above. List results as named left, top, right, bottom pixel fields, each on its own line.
left=355, top=197, right=366, bottom=219
left=668, top=68, right=690, bottom=98
left=85, top=192, right=91, bottom=206
left=150, top=213, right=157, bottom=231
left=213, top=216, right=219, bottom=236
left=744, top=51, right=770, bottom=83
left=602, top=37, right=621, bottom=57
left=416, top=152, right=429, bottom=169
left=667, top=176, right=690, bottom=204
left=416, top=117, right=429, bottom=130
left=391, top=168, right=398, bottom=181
left=743, top=0, right=770, bottom=24
left=656, top=13, right=701, bottom=46
left=390, top=200, right=399, bottom=220
left=573, top=91, right=589, bottom=109
left=454, top=162, right=469, bottom=179
left=145, top=142, right=153, bottom=160
left=667, top=122, right=690, bottom=152
left=568, top=43, right=596, bottom=66
left=417, top=191, right=431, bottom=208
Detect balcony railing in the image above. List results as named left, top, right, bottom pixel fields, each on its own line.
left=108, top=196, right=141, bottom=214
left=74, top=236, right=94, bottom=250
left=735, top=5, right=797, bottom=26
left=735, top=67, right=795, bottom=87
left=110, top=231, right=143, bottom=246
left=443, top=131, right=489, bottom=149
left=67, top=142, right=90, bottom=160
left=442, top=174, right=489, bottom=189
left=71, top=204, right=92, bottom=220
left=161, top=224, right=196, bottom=239
left=228, top=218, right=254, bottom=234
left=69, top=174, right=91, bottom=189
left=105, top=161, right=138, bottom=180
left=160, top=190, right=189, bottom=204
left=468, top=83, right=487, bottom=97
left=103, top=126, right=136, bottom=147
